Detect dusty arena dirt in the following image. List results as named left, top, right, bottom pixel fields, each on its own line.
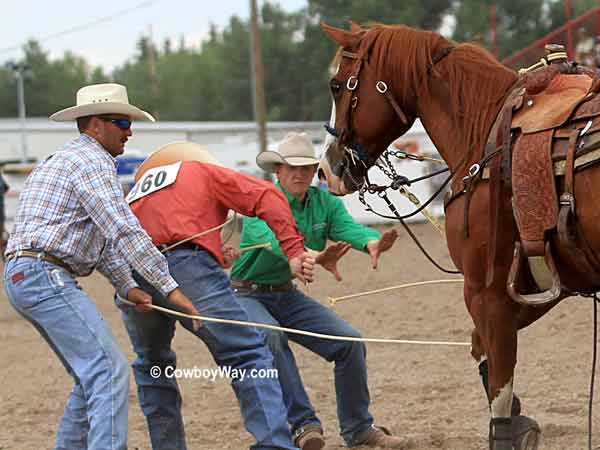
left=1, top=223, right=598, bottom=450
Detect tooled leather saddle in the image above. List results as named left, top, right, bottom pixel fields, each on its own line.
left=482, top=49, right=600, bottom=304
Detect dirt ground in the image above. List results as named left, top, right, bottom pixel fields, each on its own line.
left=0, top=223, right=598, bottom=450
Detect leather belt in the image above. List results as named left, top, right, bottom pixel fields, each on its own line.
left=231, top=279, right=294, bottom=293
left=5, top=249, right=74, bottom=274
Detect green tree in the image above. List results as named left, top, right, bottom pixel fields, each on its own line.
left=307, top=0, right=452, bottom=29
left=215, top=16, right=254, bottom=120
left=21, top=41, right=97, bottom=117
left=0, top=40, right=109, bottom=118
left=113, top=36, right=159, bottom=118
left=260, top=3, right=305, bottom=120
left=546, top=0, right=598, bottom=31
left=453, top=0, right=550, bottom=59
left=452, top=0, right=600, bottom=61
left=299, top=0, right=454, bottom=120
left=0, top=67, right=17, bottom=117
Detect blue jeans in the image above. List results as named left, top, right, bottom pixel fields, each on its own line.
left=4, top=257, right=130, bottom=450
left=233, top=285, right=374, bottom=446
left=118, top=247, right=296, bottom=450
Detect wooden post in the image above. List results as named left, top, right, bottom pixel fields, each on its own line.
left=249, top=0, right=269, bottom=179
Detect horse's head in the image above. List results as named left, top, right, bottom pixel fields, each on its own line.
left=318, top=23, right=418, bottom=195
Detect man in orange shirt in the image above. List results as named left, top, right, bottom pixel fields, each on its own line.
left=118, top=141, right=316, bottom=450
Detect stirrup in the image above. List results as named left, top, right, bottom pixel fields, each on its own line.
left=507, top=241, right=562, bottom=306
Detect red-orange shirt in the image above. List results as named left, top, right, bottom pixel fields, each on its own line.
left=130, top=161, right=305, bottom=267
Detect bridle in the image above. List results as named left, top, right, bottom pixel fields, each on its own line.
left=341, top=49, right=411, bottom=127
left=323, top=38, right=461, bottom=274
left=324, top=39, right=454, bottom=189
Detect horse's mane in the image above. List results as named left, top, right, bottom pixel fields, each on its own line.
left=354, top=24, right=519, bottom=151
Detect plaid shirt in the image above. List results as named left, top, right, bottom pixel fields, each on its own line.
left=7, top=134, right=178, bottom=297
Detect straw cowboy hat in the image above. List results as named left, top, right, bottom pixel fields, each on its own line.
left=49, top=83, right=155, bottom=122
left=134, top=141, right=221, bottom=182
left=256, top=132, right=319, bottom=173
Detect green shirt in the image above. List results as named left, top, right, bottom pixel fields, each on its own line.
left=231, top=182, right=381, bottom=284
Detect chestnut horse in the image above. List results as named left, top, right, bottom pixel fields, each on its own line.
left=318, top=23, right=600, bottom=450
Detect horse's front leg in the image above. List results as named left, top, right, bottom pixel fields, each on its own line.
left=469, top=288, right=541, bottom=450
left=471, top=329, right=522, bottom=417
left=478, top=289, right=518, bottom=450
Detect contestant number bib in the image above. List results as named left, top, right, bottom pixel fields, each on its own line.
left=126, top=161, right=181, bottom=204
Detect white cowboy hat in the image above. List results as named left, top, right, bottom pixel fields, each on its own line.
left=134, top=141, right=221, bottom=182
left=256, top=132, right=319, bottom=173
left=49, top=83, right=155, bottom=122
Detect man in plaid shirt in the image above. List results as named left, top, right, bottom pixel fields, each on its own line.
left=3, top=83, right=198, bottom=450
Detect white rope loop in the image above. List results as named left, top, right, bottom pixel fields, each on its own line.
left=143, top=220, right=468, bottom=347
left=329, top=279, right=464, bottom=305
left=120, top=298, right=470, bottom=347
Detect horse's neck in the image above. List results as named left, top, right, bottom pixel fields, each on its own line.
left=416, top=63, right=516, bottom=171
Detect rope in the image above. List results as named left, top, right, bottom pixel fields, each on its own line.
left=119, top=298, right=470, bottom=347
left=379, top=192, right=461, bottom=274
left=239, top=242, right=272, bottom=252
left=138, top=206, right=468, bottom=347
left=397, top=186, right=445, bottom=235
left=391, top=150, right=445, bottom=165
left=329, top=279, right=464, bottom=305
left=160, top=215, right=236, bottom=252
left=518, top=52, right=568, bottom=76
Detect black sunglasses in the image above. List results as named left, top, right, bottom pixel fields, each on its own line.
left=100, top=117, right=132, bottom=130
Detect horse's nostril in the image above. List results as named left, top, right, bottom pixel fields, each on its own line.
left=317, top=168, right=327, bottom=181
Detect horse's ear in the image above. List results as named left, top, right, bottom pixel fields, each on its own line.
left=321, top=22, right=361, bottom=48
left=348, top=20, right=363, bottom=33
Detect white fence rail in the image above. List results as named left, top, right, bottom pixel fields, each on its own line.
left=0, top=119, right=445, bottom=227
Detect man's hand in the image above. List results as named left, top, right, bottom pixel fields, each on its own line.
left=167, top=288, right=202, bottom=331
left=126, top=287, right=153, bottom=313
left=222, top=245, right=240, bottom=269
left=311, top=242, right=351, bottom=281
left=366, top=228, right=399, bottom=269
left=289, top=252, right=316, bottom=284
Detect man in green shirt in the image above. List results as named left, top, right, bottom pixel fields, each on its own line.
left=231, top=132, right=411, bottom=450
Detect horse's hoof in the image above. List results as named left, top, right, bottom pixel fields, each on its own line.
left=512, top=415, right=542, bottom=450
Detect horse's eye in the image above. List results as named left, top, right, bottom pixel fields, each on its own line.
left=330, top=80, right=342, bottom=96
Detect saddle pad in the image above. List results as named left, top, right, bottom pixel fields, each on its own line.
left=512, top=74, right=592, bottom=134
left=511, top=130, right=558, bottom=247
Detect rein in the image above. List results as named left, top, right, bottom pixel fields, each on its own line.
left=362, top=179, right=461, bottom=275
left=355, top=144, right=480, bottom=275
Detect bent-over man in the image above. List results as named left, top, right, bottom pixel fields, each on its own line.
left=118, top=141, right=316, bottom=450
